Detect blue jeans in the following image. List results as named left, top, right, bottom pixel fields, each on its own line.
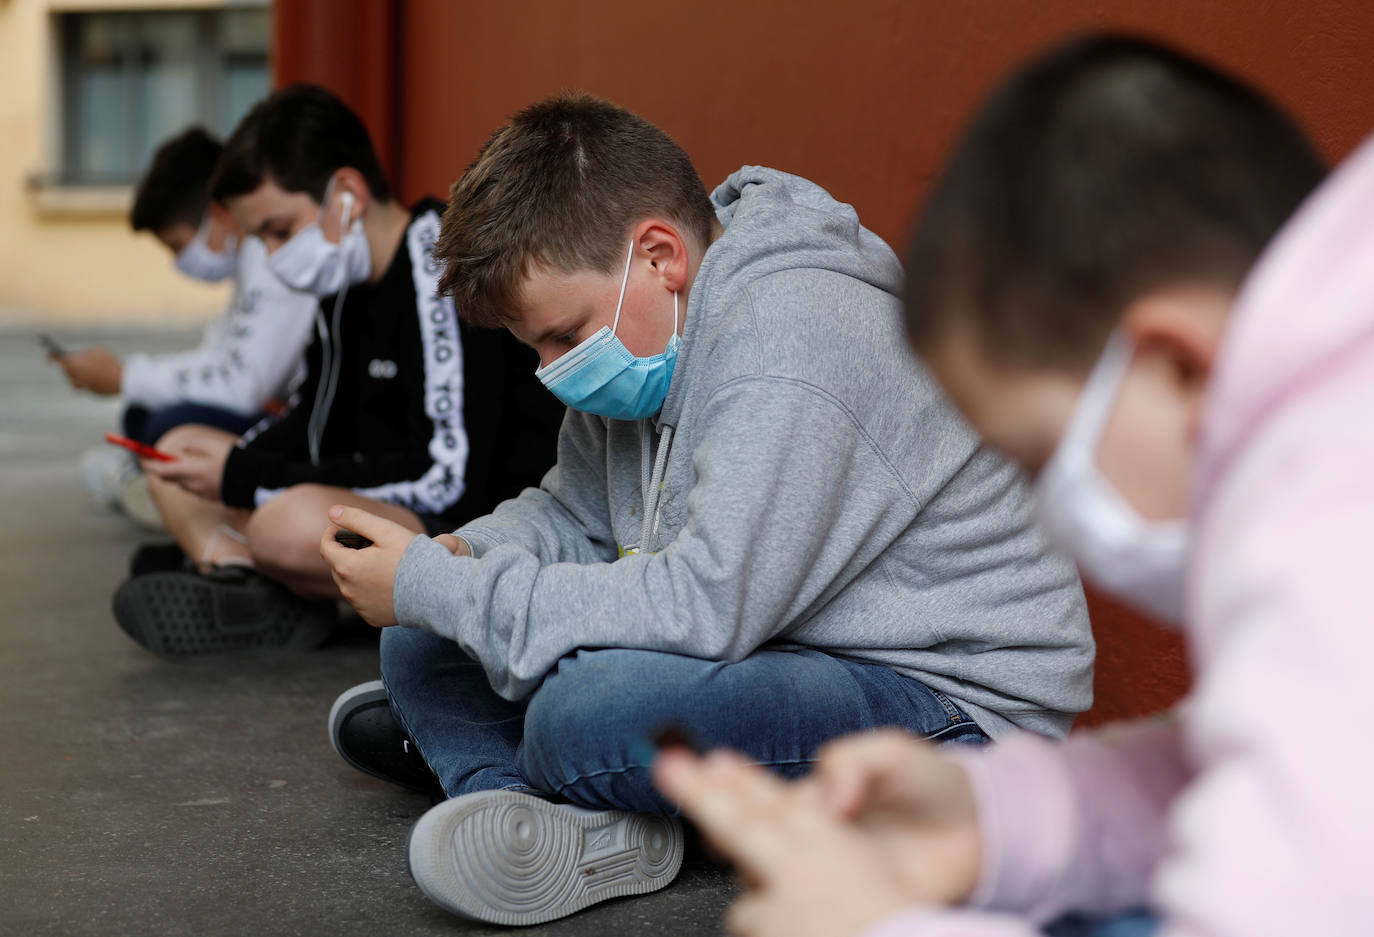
left=1045, top=911, right=1159, bottom=937
left=380, top=627, right=987, bottom=813
left=122, top=403, right=264, bottom=446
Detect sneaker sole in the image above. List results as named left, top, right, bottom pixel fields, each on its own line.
left=111, top=572, right=336, bottom=658
left=408, top=790, right=683, bottom=926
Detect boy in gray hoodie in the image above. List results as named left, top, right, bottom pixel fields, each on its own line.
left=318, top=93, right=1094, bottom=926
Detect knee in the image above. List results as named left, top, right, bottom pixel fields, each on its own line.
left=142, top=406, right=207, bottom=446
left=154, top=423, right=219, bottom=455
left=380, top=625, right=448, bottom=681
left=522, top=650, right=680, bottom=810
left=523, top=650, right=668, bottom=763
left=245, top=485, right=335, bottom=578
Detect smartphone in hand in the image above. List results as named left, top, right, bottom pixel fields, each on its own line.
left=105, top=432, right=176, bottom=462
left=334, top=529, right=373, bottom=550
left=37, top=333, right=66, bottom=357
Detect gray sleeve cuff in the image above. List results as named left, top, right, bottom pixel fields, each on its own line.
left=452, top=524, right=510, bottom=559
left=393, top=534, right=467, bottom=634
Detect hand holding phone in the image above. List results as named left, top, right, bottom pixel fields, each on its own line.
left=334, top=529, right=374, bottom=550
left=105, top=432, right=176, bottom=462
left=37, top=333, right=66, bottom=358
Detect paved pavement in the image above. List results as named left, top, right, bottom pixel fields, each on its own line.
left=0, top=326, right=734, bottom=937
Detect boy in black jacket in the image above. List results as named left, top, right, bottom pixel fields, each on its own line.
left=113, top=85, right=564, bottom=657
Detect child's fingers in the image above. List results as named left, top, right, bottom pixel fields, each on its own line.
left=813, top=730, right=920, bottom=816
left=722, top=892, right=769, bottom=937
left=318, top=523, right=348, bottom=566
left=433, top=533, right=468, bottom=555
left=142, top=459, right=182, bottom=481
left=654, top=749, right=799, bottom=877
left=328, top=505, right=402, bottom=545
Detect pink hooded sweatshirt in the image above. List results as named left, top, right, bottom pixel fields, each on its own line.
left=864, top=135, right=1374, bottom=937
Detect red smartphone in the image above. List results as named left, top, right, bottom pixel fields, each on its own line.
left=105, top=432, right=176, bottom=462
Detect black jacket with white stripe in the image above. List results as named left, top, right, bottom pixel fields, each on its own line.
left=221, top=199, right=564, bottom=527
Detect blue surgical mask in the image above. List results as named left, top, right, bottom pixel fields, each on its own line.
left=535, top=241, right=680, bottom=420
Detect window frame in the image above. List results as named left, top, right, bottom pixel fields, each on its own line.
left=38, top=0, right=270, bottom=198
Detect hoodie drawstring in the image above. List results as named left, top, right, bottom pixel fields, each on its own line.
left=638, top=422, right=674, bottom=553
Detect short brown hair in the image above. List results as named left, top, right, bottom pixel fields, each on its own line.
left=436, top=93, right=716, bottom=327
left=904, top=34, right=1325, bottom=371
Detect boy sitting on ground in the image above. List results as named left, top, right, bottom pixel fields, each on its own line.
left=54, top=127, right=315, bottom=528
left=112, top=85, right=564, bottom=657
left=319, top=93, right=1096, bottom=926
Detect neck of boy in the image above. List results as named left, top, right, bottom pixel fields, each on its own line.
left=678, top=218, right=726, bottom=323
left=364, top=198, right=413, bottom=285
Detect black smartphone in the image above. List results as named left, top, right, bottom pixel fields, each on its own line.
left=334, top=529, right=373, bottom=550
left=37, top=333, right=66, bottom=357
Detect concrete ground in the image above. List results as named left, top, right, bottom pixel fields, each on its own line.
left=1, top=327, right=734, bottom=937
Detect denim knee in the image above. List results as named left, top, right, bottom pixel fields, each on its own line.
left=380, top=626, right=447, bottom=691
left=518, top=650, right=673, bottom=811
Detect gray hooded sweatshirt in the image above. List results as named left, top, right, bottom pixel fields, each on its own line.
left=395, top=166, right=1094, bottom=739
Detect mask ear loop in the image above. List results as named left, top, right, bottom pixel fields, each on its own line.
left=338, top=191, right=356, bottom=241
left=608, top=240, right=636, bottom=340
left=1061, top=331, right=1133, bottom=469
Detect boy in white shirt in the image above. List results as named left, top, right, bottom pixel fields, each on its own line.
left=53, top=127, right=316, bottom=525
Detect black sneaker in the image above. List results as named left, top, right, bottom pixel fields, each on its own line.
left=111, top=566, right=337, bottom=658
left=329, top=680, right=444, bottom=798
left=129, top=542, right=190, bottom=578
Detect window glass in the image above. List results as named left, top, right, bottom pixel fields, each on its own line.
left=59, top=8, right=270, bottom=186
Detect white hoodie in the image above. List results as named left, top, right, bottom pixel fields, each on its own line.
left=120, top=236, right=316, bottom=415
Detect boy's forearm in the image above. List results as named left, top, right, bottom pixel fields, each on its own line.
left=453, top=484, right=616, bottom=564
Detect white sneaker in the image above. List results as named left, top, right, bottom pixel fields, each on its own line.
left=80, top=446, right=139, bottom=509
left=119, top=474, right=167, bottom=532
left=407, top=789, right=684, bottom=925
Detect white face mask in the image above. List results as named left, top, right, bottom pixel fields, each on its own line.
left=174, top=218, right=238, bottom=282
left=267, top=178, right=371, bottom=296
left=1033, top=331, right=1190, bottom=624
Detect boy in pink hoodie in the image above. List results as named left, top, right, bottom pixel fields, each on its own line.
left=655, top=34, right=1374, bottom=937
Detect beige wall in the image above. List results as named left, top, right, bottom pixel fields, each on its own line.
left=0, top=0, right=235, bottom=325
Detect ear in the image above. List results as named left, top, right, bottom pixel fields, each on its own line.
left=331, top=166, right=372, bottom=224
left=632, top=218, right=691, bottom=293
left=1121, top=286, right=1231, bottom=384
left=1119, top=284, right=1232, bottom=435
left=205, top=200, right=233, bottom=225
left=205, top=201, right=240, bottom=243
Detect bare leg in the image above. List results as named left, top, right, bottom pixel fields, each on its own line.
left=246, top=484, right=425, bottom=599
left=146, top=425, right=253, bottom=568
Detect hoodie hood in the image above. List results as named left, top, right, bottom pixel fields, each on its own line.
left=709, top=165, right=904, bottom=296
left=659, top=166, right=904, bottom=425
left=1198, top=136, right=1374, bottom=501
